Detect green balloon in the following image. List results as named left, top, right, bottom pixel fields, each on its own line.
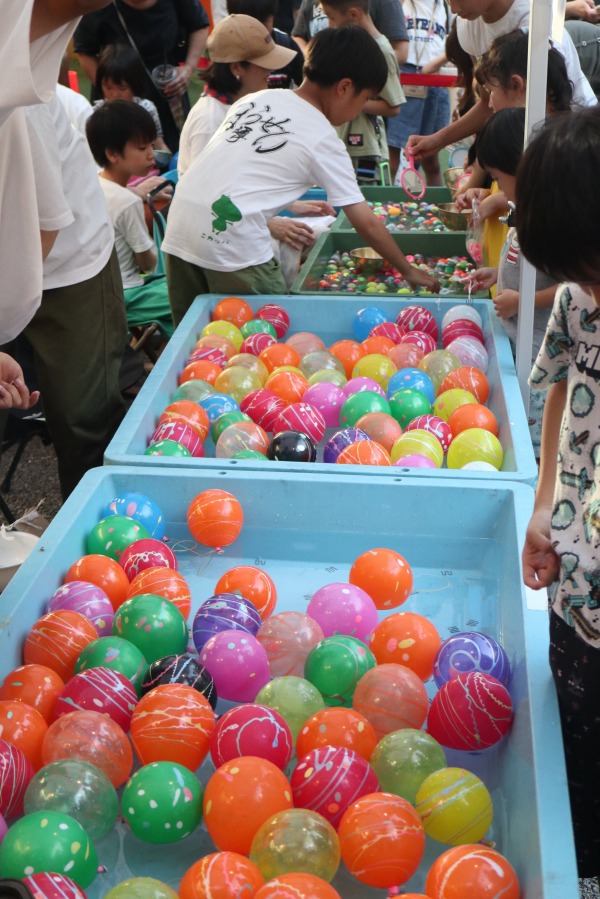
left=0, top=810, right=98, bottom=888
left=304, top=635, right=377, bottom=707
left=255, top=676, right=325, bottom=741
left=250, top=808, right=340, bottom=882
left=299, top=351, right=345, bottom=379
left=24, top=758, right=119, bottom=842
left=122, top=762, right=203, bottom=843
left=370, top=728, right=447, bottom=805
left=113, top=594, right=188, bottom=665
left=172, top=380, right=215, bottom=403
left=307, top=369, right=347, bottom=387
left=145, top=439, right=192, bottom=457
left=105, top=878, right=179, bottom=899
left=211, top=409, right=251, bottom=442
left=232, top=449, right=268, bottom=460
left=75, top=636, right=148, bottom=696
left=240, top=318, right=277, bottom=339
left=339, top=391, right=391, bottom=427
left=389, top=388, right=432, bottom=428
left=86, top=515, right=151, bottom=561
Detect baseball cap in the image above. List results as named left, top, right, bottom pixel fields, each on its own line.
left=207, top=14, right=298, bottom=69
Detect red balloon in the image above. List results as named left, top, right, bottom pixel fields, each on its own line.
left=291, top=746, right=379, bottom=828
left=54, top=667, right=137, bottom=731
left=23, top=872, right=88, bottom=899
left=119, top=537, right=178, bottom=581
left=427, top=671, right=513, bottom=750
left=0, top=737, right=34, bottom=817
left=210, top=703, right=293, bottom=769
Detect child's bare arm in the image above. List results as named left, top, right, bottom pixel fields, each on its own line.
left=135, top=248, right=157, bottom=275
left=362, top=99, right=400, bottom=117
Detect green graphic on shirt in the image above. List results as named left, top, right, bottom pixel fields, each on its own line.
left=211, top=194, right=242, bottom=233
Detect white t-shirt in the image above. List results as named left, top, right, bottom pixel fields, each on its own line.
left=456, top=0, right=596, bottom=107
left=178, top=94, right=229, bottom=176
left=403, top=0, right=450, bottom=67
left=26, top=95, right=115, bottom=291
left=99, top=178, right=155, bottom=289
left=56, top=83, right=93, bottom=135
left=163, top=90, right=364, bottom=272
left=0, top=2, right=77, bottom=343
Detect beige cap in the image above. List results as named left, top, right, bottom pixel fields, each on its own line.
left=207, top=14, right=298, bottom=69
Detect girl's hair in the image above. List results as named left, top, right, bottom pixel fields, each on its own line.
left=203, top=60, right=249, bottom=97
left=516, top=106, right=600, bottom=284
left=476, top=106, right=525, bottom=175
left=95, top=44, right=148, bottom=99
left=445, top=21, right=475, bottom=116
left=475, top=29, right=573, bottom=114
left=86, top=99, right=157, bottom=167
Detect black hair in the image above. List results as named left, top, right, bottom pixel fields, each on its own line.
left=203, top=60, right=249, bottom=97
left=445, top=21, right=475, bottom=116
left=95, top=44, right=148, bottom=99
left=86, top=99, right=157, bottom=167
left=303, top=25, right=387, bottom=94
left=226, top=0, right=278, bottom=22
left=516, top=106, right=600, bottom=284
left=476, top=106, right=525, bottom=176
left=475, top=29, right=573, bottom=114
left=322, top=0, right=370, bottom=12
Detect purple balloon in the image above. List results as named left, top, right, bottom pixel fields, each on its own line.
left=393, top=454, right=437, bottom=469
left=342, top=377, right=386, bottom=399
left=199, top=630, right=270, bottom=702
left=192, top=592, right=262, bottom=653
left=323, top=427, right=371, bottom=464
left=307, top=582, right=379, bottom=643
left=433, top=631, right=510, bottom=688
left=302, top=383, right=346, bottom=428
left=47, top=581, right=114, bottom=636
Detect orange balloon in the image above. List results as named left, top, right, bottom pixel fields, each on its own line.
left=369, top=612, right=441, bottom=681
left=214, top=566, right=277, bottom=620
left=361, top=335, right=396, bottom=356
left=212, top=296, right=255, bottom=328
left=0, top=700, right=48, bottom=770
left=24, top=610, right=99, bottom=681
left=338, top=792, right=425, bottom=888
left=179, top=360, right=222, bottom=386
left=43, top=709, right=133, bottom=788
left=352, top=663, right=428, bottom=740
left=255, top=873, right=341, bottom=898
left=265, top=370, right=309, bottom=406
left=194, top=334, right=238, bottom=361
left=65, top=554, right=130, bottom=612
left=336, top=441, right=391, bottom=466
left=425, top=845, right=521, bottom=898
left=0, top=664, right=64, bottom=723
left=258, top=343, right=301, bottom=374
left=449, top=402, right=498, bottom=437
left=285, top=332, right=325, bottom=356
left=187, top=489, right=244, bottom=548
left=328, top=340, right=366, bottom=379
left=179, top=851, right=265, bottom=898
left=439, top=366, right=490, bottom=404
left=349, top=548, right=413, bottom=610
left=296, top=707, right=377, bottom=762
left=354, top=412, right=403, bottom=452
left=130, top=683, right=215, bottom=770
left=203, top=757, right=293, bottom=855
left=158, top=401, right=210, bottom=442
left=127, top=566, right=192, bottom=620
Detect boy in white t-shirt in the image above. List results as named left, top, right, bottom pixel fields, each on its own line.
left=87, top=100, right=174, bottom=339
left=163, top=25, right=439, bottom=325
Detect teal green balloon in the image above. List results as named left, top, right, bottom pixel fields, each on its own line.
left=0, top=810, right=98, bottom=888
left=370, top=728, right=447, bottom=805
left=307, top=369, right=347, bottom=387
left=113, top=594, right=188, bottom=665
left=122, top=762, right=203, bottom=843
left=211, top=409, right=251, bottom=442
left=304, top=635, right=377, bottom=707
left=105, top=878, right=179, bottom=899
left=240, top=319, right=277, bottom=339
left=145, top=439, right=192, bottom=457
left=339, top=391, right=391, bottom=427
left=24, top=758, right=118, bottom=841
left=75, top=636, right=148, bottom=696
left=389, top=388, right=432, bottom=428
left=86, top=515, right=151, bottom=561
left=172, top=380, right=215, bottom=403
left=255, top=676, right=325, bottom=741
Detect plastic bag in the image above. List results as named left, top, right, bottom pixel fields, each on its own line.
left=466, top=197, right=484, bottom=266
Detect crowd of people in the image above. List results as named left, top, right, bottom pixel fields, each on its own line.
left=2, top=2, right=600, bottom=890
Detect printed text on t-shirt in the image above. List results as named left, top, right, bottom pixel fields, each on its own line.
left=224, top=101, right=292, bottom=154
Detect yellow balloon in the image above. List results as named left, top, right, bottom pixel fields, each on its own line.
left=225, top=353, right=269, bottom=384
left=433, top=388, right=476, bottom=422
left=391, top=430, right=444, bottom=467
left=201, top=320, right=243, bottom=350
left=214, top=367, right=264, bottom=404
left=447, top=428, right=504, bottom=470
left=416, top=767, right=493, bottom=845
left=351, top=353, right=397, bottom=388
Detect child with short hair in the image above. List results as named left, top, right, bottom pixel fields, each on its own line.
left=162, top=25, right=439, bottom=324
left=518, top=104, right=600, bottom=887
left=86, top=100, right=174, bottom=338
left=321, top=0, right=404, bottom=182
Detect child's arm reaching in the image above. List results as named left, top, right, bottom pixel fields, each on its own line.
left=522, top=378, right=566, bottom=589
left=469, top=267, right=498, bottom=292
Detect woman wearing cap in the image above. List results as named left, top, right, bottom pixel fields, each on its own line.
left=178, top=14, right=297, bottom=174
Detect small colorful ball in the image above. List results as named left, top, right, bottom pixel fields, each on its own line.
left=46, top=581, right=114, bottom=637
left=272, top=402, right=326, bottom=444
left=336, top=440, right=391, bottom=466
left=427, top=671, right=513, bottom=750
left=212, top=409, right=252, bottom=442
left=267, top=430, right=317, bottom=462
left=127, top=567, right=191, bottom=620
left=24, top=757, right=118, bottom=841
left=212, top=296, right=254, bottom=328
left=387, top=367, right=435, bottom=403
left=0, top=738, right=34, bottom=818
left=250, top=808, right=340, bottom=882
left=0, top=664, right=64, bottom=723
left=394, top=453, right=436, bottom=468
left=210, top=703, right=293, bottom=769
left=187, top=346, right=228, bottom=368
left=369, top=611, right=441, bottom=681
left=299, top=383, right=344, bottom=428
left=113, top=593, right=188, bottom=665
left=224, top=352, right=269, bottom=382
left=118, top=538, right=177, bottom=582
left=65, top=555, right=130, bottom=613
left=187, top=489, right=244, bottom=548
left=417, top=766, right=493, bottom=845
left=299, top=350, right=344, bottom=379
left=240, top=388, right=286, bottom=430
left=214, top=566, right=277, bottom=620
left=389, top=388, right=432, bottom=428
left=446, top=427, right=503, bottom=470
left=405, top=414, right=452, bottom=452
left=122, top=760, right=203, bottom=843
left=200, top=630, right=271, bottom=703
left=104, top=878, right=178, bottom=899
left=216, top=420, right=269, bottom=458
left=433, top=631, right=510, bottom=687
left=144, top=439, right=191, bottom=458
left=102, top=492, right=166, bottom=540
left=370, top=728, right=446, bottom=805
left=322, top=427, right=370, bottom=463
left=291, top=746, right=379, bottom=827
left=418, top=349, right=462, bottom=392
left=362, top=335, right=396, bottom=357
left=24, top=611, right=98, bottom=682
left=265, top=370, right=310, bottom=406
left=352, top=663, right=428, bottom=740
left=354, top=411, right=402, bottom=451
left=349, top=547, right=413, bottom=610
left=179, top=852, right=265, bottom=899
left=257, top=612, right=323, bottom=678
left=254, top=873, right=341, bottom=898
left=425, top=845, right=521, bottom=898
left=255, top=676, right=325, bottom=741
left=296, top=707, right=377, bottom=762
left=192, top=593, right=262, bottom=652
left=433, top=388, right=477, bottom=423
left=338, top=792, right=425, bottom=888
left=352, top=307, right=390, bottom=342
left=441, top=304, right=483, bottom=331
left=23, top=872, right=88, bottom=899
left=241, top=319, right=277, bottom=340
left=307, top=582, right=378, bottom=644
left=304, top=635, right=376, bottom=707
left=445, top=336, right=489, bottom=372
left=141, top=654, right=217, bottom=708
left=396, top=305, right=439, bottom=339
left=54, top=667, right=137, bottom=731
left=439, top=365, right=490, bottom=403
left=149, top=421, right=204, bottom=457
left=328, top=340, right=366, bottom=378
left=42, top=709, right=133, bottom=788
left=369, top=321, right=405, bottom=343
left=75, top=636, right=147, bottom=696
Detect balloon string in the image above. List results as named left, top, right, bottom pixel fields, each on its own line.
left=388, top=888, right=400, bottom=897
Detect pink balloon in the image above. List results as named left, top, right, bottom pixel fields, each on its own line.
left=307, top=582, right=379, bottom=643
left=199, top=629, right=271, bottom=702
left=393, top=454, right=437, bottom=468
left=119, top=538, right=177, bottom=580
left=291, top=745, right=379, bottom=827
left=343, top=377, right=386, bottom=398
left=302, top=383, right=346, bottom=428
left=54, top=667, right=137, bottom=731
left=0, top=738, right=34, bottom=818
left=149, top=420, right=204, bottom=456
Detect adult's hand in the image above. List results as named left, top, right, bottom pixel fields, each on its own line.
left=268, top=217, right=315, bottom=250
left=405, top=266, right=440, bottom=293
left=287, top=199, right=337, bottom=217
left=0, top=354, right=40, bottom=410
left=566, top=0, right=600, bottom=20
left=405, top=133, right=441, bottom=162
left=162, top=64, right=194, bottom=98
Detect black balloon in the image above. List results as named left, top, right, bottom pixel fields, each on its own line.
left=141, top=653, right=217, bottom=708
left=267, top=430, right=317, bottom=462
